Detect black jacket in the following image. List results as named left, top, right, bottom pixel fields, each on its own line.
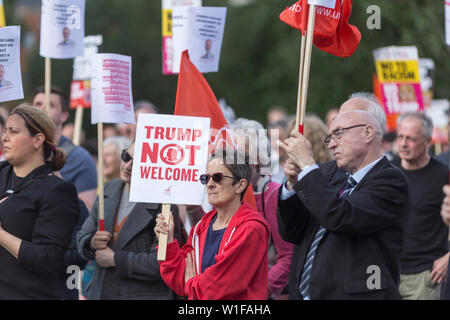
left=0, top=162, right=79, bottom=299
left=278, top=157, right=410, bottom=300
left=76, top=179, right=183, bottom=300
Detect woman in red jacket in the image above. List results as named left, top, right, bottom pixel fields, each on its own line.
left=155, top=149, right=269, bottom=300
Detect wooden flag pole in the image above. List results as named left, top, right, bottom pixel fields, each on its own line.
left=157, top=203, right=172, bottom=261
left=295, top=34, right=307, bottom=133
left=73, top=106, right=84, bottom=146
left=97, top=122, right=105, bottom=231
left=44, top=57, right=51, bottom=112
left=298, top=4, right=316, bottom=134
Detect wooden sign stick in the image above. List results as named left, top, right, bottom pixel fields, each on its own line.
left=44, top=57, right=51, bottom=113
left=295, top=34, right=307, bottom=133
left=298, top=4, right=316, bottom=134
left=97, top=122, right=105, bottom=231
left=157, top=203, right=172, bottom=261
left=73, top=105, right=84, bottom=146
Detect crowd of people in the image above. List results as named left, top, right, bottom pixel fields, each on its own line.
left=0, top=86, right=449, bottom=300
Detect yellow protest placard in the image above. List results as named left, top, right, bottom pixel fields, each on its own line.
left=162, top=9, right=172, bottom=37
left=375, top=60, right=420, bottom=83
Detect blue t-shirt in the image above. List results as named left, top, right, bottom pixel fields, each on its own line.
left=201, top=215, right=226, bottom=273
left=58, top=135, right=97, bottom=193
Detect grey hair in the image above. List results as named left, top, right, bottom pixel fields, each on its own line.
left=349, top=92, right=386, bottom=134
left=397, top=111, right=433, bottom=140
left=230, top=117, right=270, bottom=167
left=134, top=99, right=159, bottom=114
left=103, top=136, right=132, bottom=158
left=209, top=148, right=252, bottom=201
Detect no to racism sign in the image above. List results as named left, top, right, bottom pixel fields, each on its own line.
left=130, top=114, right=210, bottom=205
left=373, top=46, right=424, bottom=131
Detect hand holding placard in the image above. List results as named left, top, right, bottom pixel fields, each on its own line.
left=155, top=203, right=173, bottom=261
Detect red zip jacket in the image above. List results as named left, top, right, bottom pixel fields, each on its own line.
left=159, top=202, right=269, bottom=300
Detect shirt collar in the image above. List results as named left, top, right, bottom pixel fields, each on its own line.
left=349, top=156, right=384, bottom=184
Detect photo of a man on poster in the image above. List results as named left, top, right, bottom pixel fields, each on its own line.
left=0, top=64, right=12, bottom=88
left=200, top=39, right=214, bottom=62
left=57, top=27, right=76, bottom=48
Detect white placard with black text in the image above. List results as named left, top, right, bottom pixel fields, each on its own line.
left=40, top=0, right=85, bottom=59
left=0, top=26, right=24, bottom=102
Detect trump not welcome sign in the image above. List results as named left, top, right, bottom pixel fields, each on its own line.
left=130, top=113, right=210, bottom=205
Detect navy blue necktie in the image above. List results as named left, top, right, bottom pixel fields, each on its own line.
left=298, top=176, right=357, bottom=299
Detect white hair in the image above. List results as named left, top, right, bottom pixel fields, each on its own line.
left=103, top=136, right=132, bottom=158
left=397, top=111, right=433, bottom=140
left=230, top=117, right=270, bottom=167
left=349, top=92, right=387, bottom=134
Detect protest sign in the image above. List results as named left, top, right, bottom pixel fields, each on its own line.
left=73, top=35, right=103, bottom=81
left=40, top=0, right=85, bottom=59
left=0, top=0, right=5, bottom=27
left=426, top=99, right=449, bottom=150
left=172, top=6, right=227, bottom=73
left=308, top=0, right=336, bottom=9
left=70, top=80, right=91, bottom=109
left=373, top=46, right=424, bottom=131
left=419, top=58, right=434, bottom=108
left=71, top=35, right=102, bottom=145
left=162, top=0, right=201, bottom=74
left=0, top=26, right=24, bottom=103
left=130, top=113, right=210, bottom=205
left=90, top=53, right=135, bottom=124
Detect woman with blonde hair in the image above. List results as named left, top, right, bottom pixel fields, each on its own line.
left=0, top=104, right=79, bottom=299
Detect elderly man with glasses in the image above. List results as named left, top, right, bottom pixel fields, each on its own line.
left=276, top=109, right=410, bottom=300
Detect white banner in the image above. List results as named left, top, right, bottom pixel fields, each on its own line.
left=373, top=46, right=418, bottom=61
left=308, top=0, right=336, bottom=9
left=0, top=26, right=24, bottom=103
left=162, top=0, right=202, bottom=74
left=73, top=35, right=103, bottom=81
left=172, top=6, right=227, bottom=73
left=90, top=53, right=135, bottom=124
left=130, top=114, right=211, bottom=205
left=40, top=0, right=85, bottom=59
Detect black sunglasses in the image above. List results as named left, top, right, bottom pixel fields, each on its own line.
left=121, top=149, right=133, bottom=163
left=200, top=173, right=236, bottom=185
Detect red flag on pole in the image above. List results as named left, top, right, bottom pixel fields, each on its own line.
left=174, top=50, right=257, bottom=210
left=280, top=0, right=361, bottom=57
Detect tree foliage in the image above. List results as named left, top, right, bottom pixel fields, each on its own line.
left=17, top=0, right=450, bottom=135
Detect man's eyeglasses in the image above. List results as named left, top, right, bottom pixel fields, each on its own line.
left=324, top=124, right=367, bottom=145
left=199, top=173, right=236, bottom=185
left=121, top=149, right=133, bottom=163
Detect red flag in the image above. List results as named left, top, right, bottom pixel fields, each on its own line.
left=279, top=0, right=361, bottom=57
left=279, top=0, right=340, bottom=46
left=174, top=50, right=257, bottom=210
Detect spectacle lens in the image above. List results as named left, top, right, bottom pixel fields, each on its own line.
left=121, top=150, right=133, bottom=163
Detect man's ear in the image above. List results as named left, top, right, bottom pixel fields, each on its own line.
left=364, top=125, right=375, bottom=142
left=61, top=110, right=69, bottom=124
left=426, top=137, right=433, bottom=148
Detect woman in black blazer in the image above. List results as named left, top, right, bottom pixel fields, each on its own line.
left=0, top=105, right=79, bottom=299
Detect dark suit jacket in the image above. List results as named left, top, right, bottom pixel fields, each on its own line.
left=278, top=157, right=410, bottom=300
left=0, top=162, right=79, bottom=299
left=76, top=178, right=181, bottom=300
